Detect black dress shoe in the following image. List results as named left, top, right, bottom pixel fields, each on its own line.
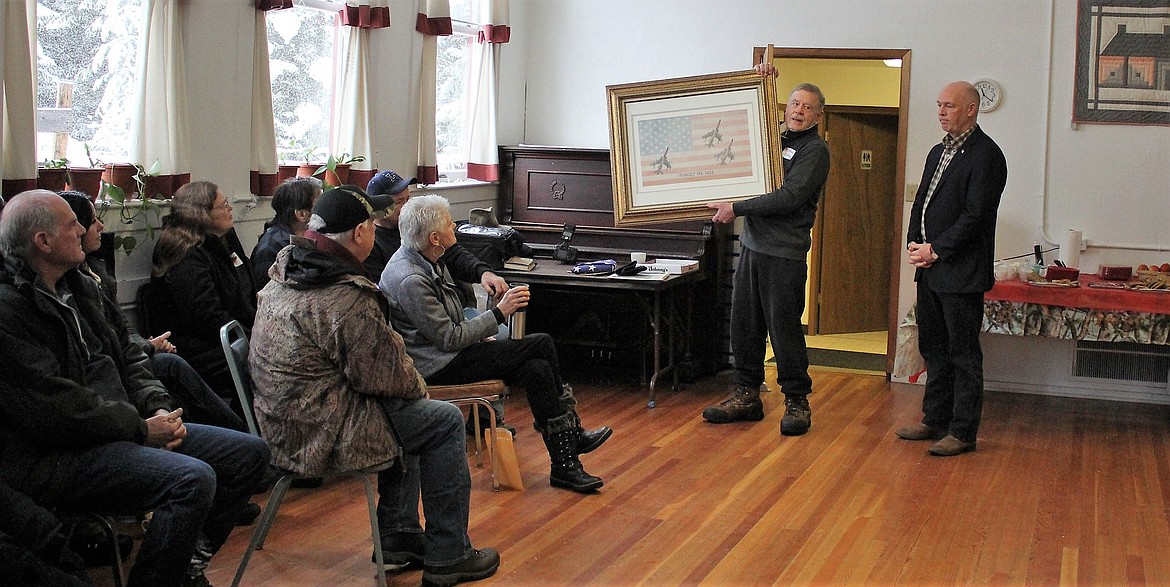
left=236, top=503, right=262, bottom=526
left=371, top=532, right=425, bottom=569
left=422, top=547, right=500, bottom=586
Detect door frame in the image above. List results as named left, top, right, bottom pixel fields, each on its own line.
left=754, top=46, right=912, bottom=373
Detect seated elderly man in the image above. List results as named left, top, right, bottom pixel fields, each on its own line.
left=380, top=194, right=612, bottom=494
left=249, top=186, right=498, bottom=586
left=0, top=190, right=270, bottom=587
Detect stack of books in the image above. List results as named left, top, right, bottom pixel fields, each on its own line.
left=504, top=256, right=536, bottom=271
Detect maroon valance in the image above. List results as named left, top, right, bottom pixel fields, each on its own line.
left=255, top=0, right=293, bottom=11
left=340, top=4, right=391, bottom=29
left=416, top=13, right=452, bottom=36
left=466, top=163, right=499, bottom=182
left=479, top=24, right=510, bottom=44
left=416, top=165, right=440, bottom=185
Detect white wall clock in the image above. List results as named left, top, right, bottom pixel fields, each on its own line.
left=973, top=79, right=1002, bottom=113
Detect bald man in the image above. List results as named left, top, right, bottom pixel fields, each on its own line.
left=897, top=81, right=1008, bottom=456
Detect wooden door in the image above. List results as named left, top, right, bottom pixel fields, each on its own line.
left=809, top=108, right=900, bottom=335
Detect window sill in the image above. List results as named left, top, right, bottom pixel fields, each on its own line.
left=420, top=178, right=496, bottom=191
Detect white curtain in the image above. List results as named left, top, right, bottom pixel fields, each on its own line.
left=332, top=0, right=390, bottom=170
left=251, top=10, right=278, bottom=196
left=415, top=0, right=451, bottom=185
left=2, top=0, right=38, bottom=197
left=465, top=0, right=508, bottom=182
left=132, top=0, right=191, bottom=182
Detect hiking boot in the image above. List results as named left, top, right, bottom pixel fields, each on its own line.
left=422, top=547, right=501, bottom=586
left=372, top=531, right=425, bottom=568
left=895, top=423, right=946, bottom=441
left=702, top=385, right=764, bottom=423
left=779, top=395, right=811, bottom=436
left=928, top=435, right=976, bottom=457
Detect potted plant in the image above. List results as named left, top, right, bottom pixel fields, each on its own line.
left=317, top=153, right=366, bottom=188
left=65, top=144, right=106, bottom=201
left=277, top=139, right=301, bottom=184
left=295, top=146, right=322, bottom=178
left=102, top=163, right=139, bottom=198
left=37, top=157, right=70, bottom=192
left=134, top=161, right=174, bottom=200
left=98, top=175, right=163, bottom=256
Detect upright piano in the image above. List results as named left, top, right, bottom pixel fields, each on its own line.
left=496, top=145, right=731, bottom=386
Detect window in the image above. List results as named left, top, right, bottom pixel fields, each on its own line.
left=267, top=5, right=336, bottom=165
left=435, top=0, right=477, bottom=181
left=35, top=0, right=142, bottom=166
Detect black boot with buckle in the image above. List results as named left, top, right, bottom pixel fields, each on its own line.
left=539, top=412, right=603, bottom=493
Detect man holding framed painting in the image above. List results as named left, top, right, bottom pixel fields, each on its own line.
left=701, top=66, right=830, bottom=437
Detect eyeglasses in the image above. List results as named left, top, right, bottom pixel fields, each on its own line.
left=213, top=200, right=232, bottom=210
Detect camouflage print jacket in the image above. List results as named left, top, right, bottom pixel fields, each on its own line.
left=249, top=235, right=426, bottom=476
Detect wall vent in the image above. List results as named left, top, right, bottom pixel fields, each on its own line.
left=1074, top=341, right=1170, bottom=384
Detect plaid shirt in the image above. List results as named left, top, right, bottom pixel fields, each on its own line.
left=920, top=126, right=975, bottom=240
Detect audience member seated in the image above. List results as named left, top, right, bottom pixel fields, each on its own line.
left=0, top=190, right=270, bottom=587
left=364, top=170, right=514, bottom=434
left=0, top=478, right=91, bottom=586
left=250, top=176, right=322, bottom=289
left=380, top=194, right=612, bottom=494
left=59, top=190, right=247, bottom=433
left=150, top=181, right=257, bottom=405
left=249, top=186, right=499, bottom=586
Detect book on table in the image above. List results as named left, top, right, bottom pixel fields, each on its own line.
left=504, top=256, right=536, bottom=271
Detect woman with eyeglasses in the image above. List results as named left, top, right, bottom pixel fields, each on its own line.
left=150, top=181, right=257, bottom=407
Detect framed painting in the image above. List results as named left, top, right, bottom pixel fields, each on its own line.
left=607, top=70, right=784, bottom=226
left=1074, top=0, right=1170, bottom=126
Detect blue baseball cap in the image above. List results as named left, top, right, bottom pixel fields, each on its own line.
left=366, top=170, right=418, bottom=196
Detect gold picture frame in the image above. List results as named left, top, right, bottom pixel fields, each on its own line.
left=607, top=70, right=784, bottom=226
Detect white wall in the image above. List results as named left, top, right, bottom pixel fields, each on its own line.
left=504, top=0, right=1170, bottom=385
left=85, top=1, right=1170, bottom=379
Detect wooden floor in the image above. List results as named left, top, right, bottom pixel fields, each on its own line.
left=90, top=368, right=1170, bottom=586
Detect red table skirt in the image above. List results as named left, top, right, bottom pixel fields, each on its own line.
left=987, top=274, right=1170, bottom=315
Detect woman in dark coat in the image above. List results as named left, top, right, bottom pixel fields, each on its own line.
left=150, top=181, right=257, bottom=402
left=250, top=176, right=321, bottom=289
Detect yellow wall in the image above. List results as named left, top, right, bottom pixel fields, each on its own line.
left=775, top=58, right=902, bottom=108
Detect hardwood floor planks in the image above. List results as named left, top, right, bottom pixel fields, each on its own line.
left=81, top=367, right=1170, bottom=586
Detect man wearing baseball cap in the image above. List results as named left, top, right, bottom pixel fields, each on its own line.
left=250, top=185, right=499, bottom=585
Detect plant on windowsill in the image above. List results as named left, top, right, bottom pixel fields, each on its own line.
left=317, top=153, right=366, bottom=188
left=65, top=144, right=106, bottom=201
left=97, top=161, right=164, bottom=256
left=37, top=157, right=70, bottom=192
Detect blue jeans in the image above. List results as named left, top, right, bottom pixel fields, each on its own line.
left=4, top=424, right=270, bottom=587
left=151, top=352, right=247, bottom=433
left=377, top=397, right=472, bottom=567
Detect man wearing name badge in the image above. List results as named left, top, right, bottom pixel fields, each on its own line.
left=897, top=81, right=1007, bottom=457
left=702, top=65, right=831, bottom=437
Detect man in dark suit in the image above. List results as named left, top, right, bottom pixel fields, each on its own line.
left=896, top=81, right=1007, bottom=457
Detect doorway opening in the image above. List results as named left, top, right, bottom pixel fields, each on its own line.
left=755, top=47, right=912, bottom=374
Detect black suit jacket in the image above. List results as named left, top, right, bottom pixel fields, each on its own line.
left=907, top=125, right=1007, bottom=294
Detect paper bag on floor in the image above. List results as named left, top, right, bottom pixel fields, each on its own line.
left=483, top=428, right=524, bottom=491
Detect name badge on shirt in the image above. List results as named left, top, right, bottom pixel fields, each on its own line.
left=229, top=253, right=243, bottom=268
left=782, top=147, right=796, bottom=160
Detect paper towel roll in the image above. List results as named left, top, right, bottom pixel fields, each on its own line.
left=1059, top=229, right=1082, bottom=269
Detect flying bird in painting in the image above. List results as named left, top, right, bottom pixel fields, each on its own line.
left=651, top=147, right=671, bottom=174
left=702, top=120, right=723, bottom=147
left=715, top=139, right=735, bottom=165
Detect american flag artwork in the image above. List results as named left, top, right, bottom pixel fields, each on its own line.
left=636, top=108, right=754, bottom=188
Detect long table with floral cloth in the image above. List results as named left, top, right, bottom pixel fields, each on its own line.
left=983, top=274, right=1170, bottom=345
